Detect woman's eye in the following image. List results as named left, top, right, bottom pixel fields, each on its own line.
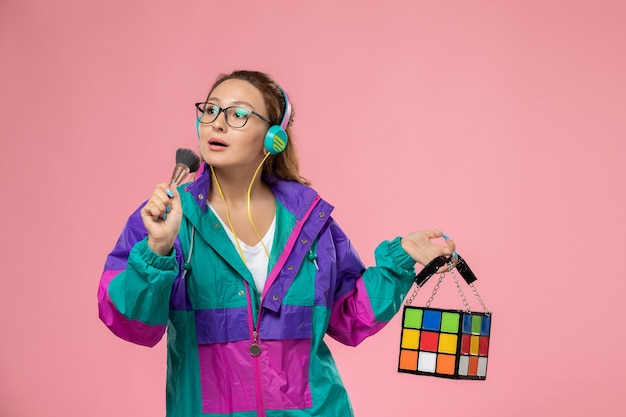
left=207, top=105, right=220, bottom=115
left=234, top=108, right=250, bottom=119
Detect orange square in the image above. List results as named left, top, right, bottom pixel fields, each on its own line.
left=436, top=354, right=456, bottom=375
left=399, top=349, right=418, bottom=371
left=468, top=356, right=479, bottom=376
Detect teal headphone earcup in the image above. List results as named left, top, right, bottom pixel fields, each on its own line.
left=264, top=125, right=288, bottom=155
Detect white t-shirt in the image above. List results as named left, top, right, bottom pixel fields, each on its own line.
left=208, top=202, right=275, bottom=297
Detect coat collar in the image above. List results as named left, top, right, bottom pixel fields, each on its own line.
left=183, top=162, right=326, bottom=219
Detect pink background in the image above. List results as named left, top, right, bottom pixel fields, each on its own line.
left=1, top=0, right=625, bottom=416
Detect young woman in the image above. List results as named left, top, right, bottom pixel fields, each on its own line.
left=98, top=70, right=456, bottom=417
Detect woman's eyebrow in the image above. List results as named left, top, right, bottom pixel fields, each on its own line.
left=206, top=97, right=256, bottom=109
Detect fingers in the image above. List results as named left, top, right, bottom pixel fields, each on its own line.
left=441, top=239, right=456, bottom=257
left=425, top=229, right=457, bottom=259
left=424, top=229, right=444, bottom=239
left=141, top=183, right=177, bottom=222
left=166, top=180, right=181, bottom=213
left=440, top=233, right=458, bottom=273
left=440, top=230, right=457, bottom=258
left=403, top=229, right=459, bottom=272
left=148, top=185, right=170, bottom=221
left=138, top=183, right=182, bottom=256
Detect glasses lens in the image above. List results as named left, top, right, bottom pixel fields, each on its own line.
left=197, top=103, right=220, bottom=124
left=225, top=107, right=251, bottom=128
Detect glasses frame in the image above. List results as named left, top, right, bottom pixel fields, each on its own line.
left=195, top=102, right=271, bottom=128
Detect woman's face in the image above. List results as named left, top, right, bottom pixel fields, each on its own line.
left=198, top=78, right=270, bottom=170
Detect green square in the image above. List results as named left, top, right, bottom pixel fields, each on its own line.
left=441, top=312, right=460, bottom=333
left=404, top=308, right=423, bottom=329
left=471, top=315, right=482, bottom=335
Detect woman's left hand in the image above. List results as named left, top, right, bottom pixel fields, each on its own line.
left=401, top=230, right=457, bottom=273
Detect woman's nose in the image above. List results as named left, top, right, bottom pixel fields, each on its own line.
left=211, top=110, right=228, bottom=131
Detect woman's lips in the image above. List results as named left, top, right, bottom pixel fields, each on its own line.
left=208, top=138, right=228, bottom=151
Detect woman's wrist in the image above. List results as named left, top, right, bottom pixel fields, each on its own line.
left=147, top=237, right=174, bottom=256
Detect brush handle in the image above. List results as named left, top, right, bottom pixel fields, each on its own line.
left=170, top=163, right=191, bottom=186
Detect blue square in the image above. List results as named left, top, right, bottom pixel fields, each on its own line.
left=462, top=313, right=473, bottom=334
left=481, top=315, right=491, bottom=336
left=422, top=309, right=442, bottom=331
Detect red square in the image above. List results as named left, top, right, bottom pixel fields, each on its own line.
left=461, top=334, right=471, bottom=355
left=420, top=331, right=439, bottom=352
left=479, top=337, right=490, bottom=356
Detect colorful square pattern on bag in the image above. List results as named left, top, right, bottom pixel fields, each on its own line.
left=398, top=306, right=491, bottom=380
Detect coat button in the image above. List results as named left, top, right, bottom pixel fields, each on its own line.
left=301, top=238, right=308, bottom=244
left=198, top=194, right=204, bottom=200
left=238, top=290, right=244, bottom=296
left=288, top=265, right=293, bottom=271
left=319, top=212, right=325, bottom=217
left=272, top=295, right=279, bottom=302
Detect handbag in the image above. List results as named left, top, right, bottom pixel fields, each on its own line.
left=398, top=255, right=492, bottom=380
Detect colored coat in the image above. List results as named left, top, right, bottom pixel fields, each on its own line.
left=98, top=166, right=417, bottom=417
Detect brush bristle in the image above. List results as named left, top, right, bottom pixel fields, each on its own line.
left=175, top=148, right=201, bottom=172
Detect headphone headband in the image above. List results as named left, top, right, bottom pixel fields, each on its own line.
left=264, top=87, right=291, bottom=155
left=279, top=88, right=292, bottom=130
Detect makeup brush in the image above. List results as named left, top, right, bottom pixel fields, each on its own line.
left=170, top=148, right=201, bottom=186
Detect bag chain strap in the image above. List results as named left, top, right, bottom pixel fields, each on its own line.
left=469, top=282, right=490, bottom=315
left=406, top=260, right=490, bottom=315
left=405, top=284, right=421, bottom=306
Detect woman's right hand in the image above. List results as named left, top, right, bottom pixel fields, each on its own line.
left=140, top=182, right=182, bottom=256
left=401, top=229, right=457, bottom=273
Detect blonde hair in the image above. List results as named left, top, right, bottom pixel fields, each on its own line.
left=207, top=70, right=309, bottom=185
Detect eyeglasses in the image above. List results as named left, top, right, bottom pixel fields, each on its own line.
left=195, top=102, right=271, bottom=128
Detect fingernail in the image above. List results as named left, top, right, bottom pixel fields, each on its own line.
left=440, top=230, right=451, bottom=240
left=166, top=205, right=171, bottom=213
left=162, top=213, right=167, bottom=220
left=166, top=188, right=174, bottom=198
left=453, top=250, right=458, bottom=259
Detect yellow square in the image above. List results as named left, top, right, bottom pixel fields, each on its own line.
left=470, top=335, right=480, bottom=356
left=401, top=329, right=420, bottom=349
left=438, top=333, right=458, bottom=354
